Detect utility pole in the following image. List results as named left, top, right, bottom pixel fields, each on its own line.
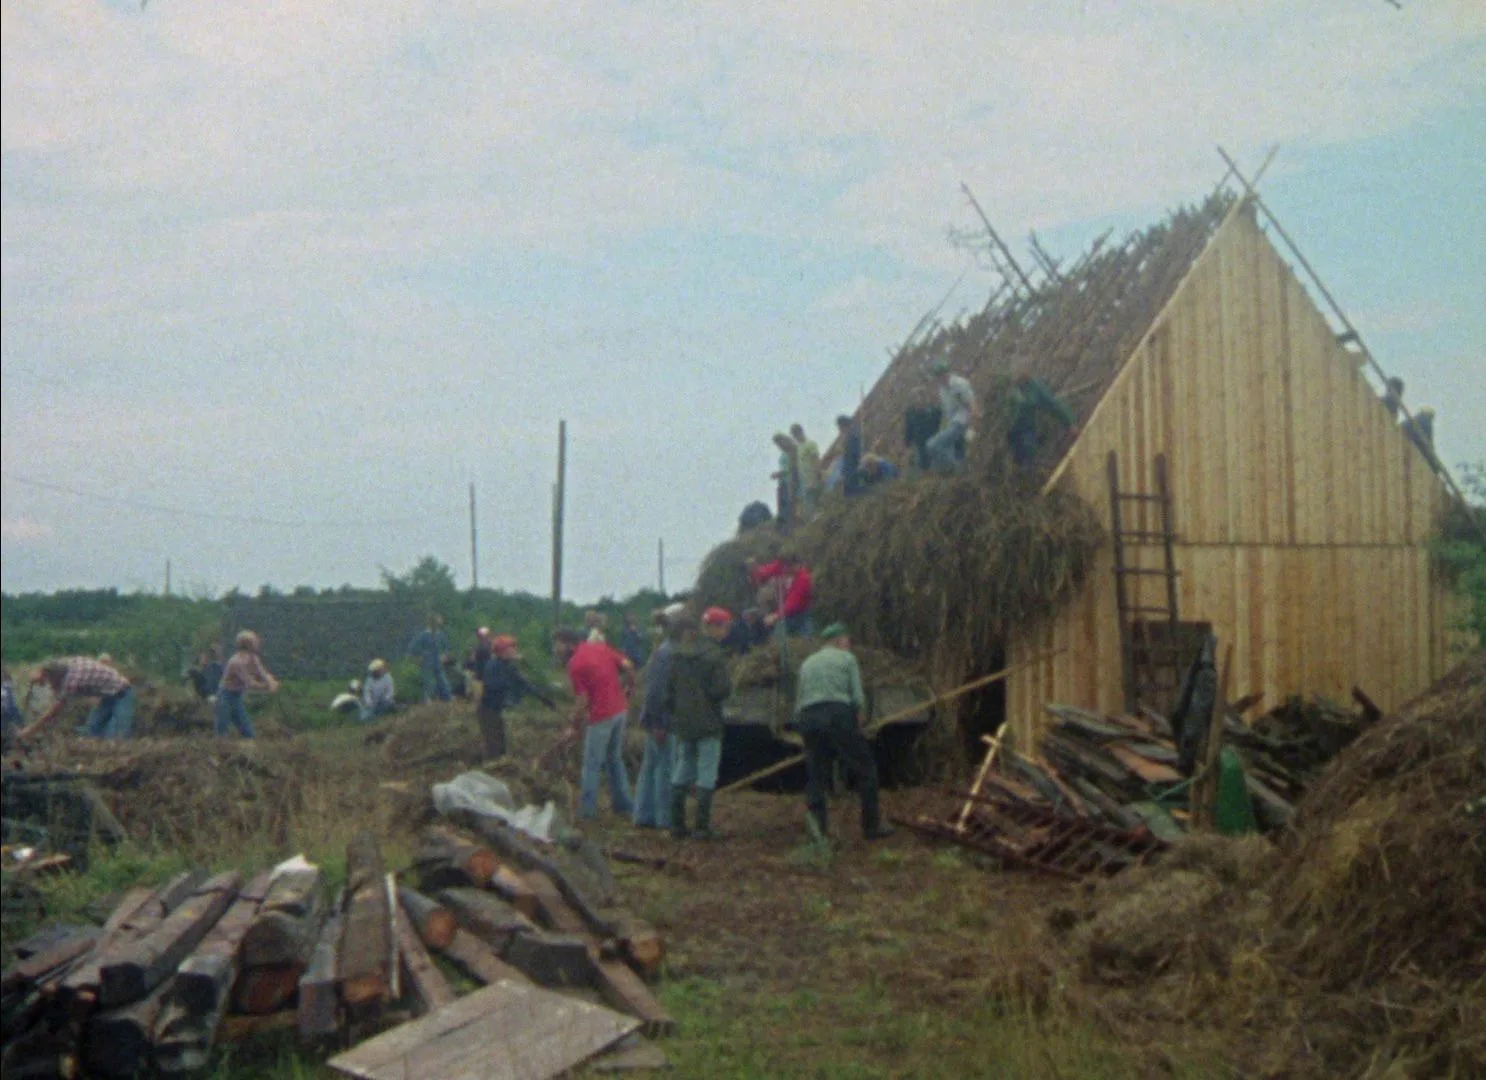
left=468, top=482, right=479, bottom=592
left=164, top=559, right=171, bottom=597
left=551, top=420, right=567, bottom=632
left=658, top=538, right=665, bottom=596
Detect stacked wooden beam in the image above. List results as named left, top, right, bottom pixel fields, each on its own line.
left=2, top=825, right=671, bottom=1078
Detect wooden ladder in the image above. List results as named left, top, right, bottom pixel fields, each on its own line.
left=1106, top=451, right=1183, bottom=713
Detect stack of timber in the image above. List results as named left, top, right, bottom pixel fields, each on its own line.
left=2, top=825, right=672, bottom=1078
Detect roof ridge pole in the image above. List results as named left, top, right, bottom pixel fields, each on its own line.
left=960, top=182, right=1036, bottom=297
left=1216, top=146, right=1484, bottom=543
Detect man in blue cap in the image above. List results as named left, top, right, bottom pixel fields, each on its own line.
left=793, top=623, right=894, bottom=842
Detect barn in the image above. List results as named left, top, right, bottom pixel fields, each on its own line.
left=845, top=185, right=1463, bottom=750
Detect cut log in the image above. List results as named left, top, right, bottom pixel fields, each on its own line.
left=0, top=1021, right=81, bottom=1080
left=152, top=870, right=274, bottom=1075
left=606, top=912, right=665, bottom=979
left=452, top=813, right=617, bottom=934
left=437, top=887, right=535, bottom=952
left=503, top=930, right=597, bottom=989
left=232, top=964, right=302, bottom=1015
left=240, top=866, right=326, bottom=967
left=82, top=974, right=174, bottom=1078
left=395, top=885, right=456, bottom=951
left=519, top=872, right=587, bottom=934
left=337, top=831, right=393, bottom=1007
left=521, top=870, right=676, bottom=1037
left=60, top=872, right=203, bottom=1009
left=393, top=900, right=455, bottom=1015
left=220, top=1010, right=298, bottom=1043
left=297, top=889, right=345, bottom=1040
left=99, top=871, right=241, bottom=1007
left=488, top=864, right=539, bottom=920
left=433, top=929, right=529, bottom=987
left=411, top=827, right=498, bottom=891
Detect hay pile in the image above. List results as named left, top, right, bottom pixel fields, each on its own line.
left=1049, top=651, right=1486, bottom=1078
left=694, top=470, right=1102, bottom=697
left=730, top=638, right=926, bottom=692
left=16, top=738, right=328, bottom=854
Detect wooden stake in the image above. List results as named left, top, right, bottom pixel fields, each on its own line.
left=955, top=733, right=1003, bottom=833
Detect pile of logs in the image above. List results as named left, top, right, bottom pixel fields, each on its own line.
left=1, top=825, right=670, bottom=1079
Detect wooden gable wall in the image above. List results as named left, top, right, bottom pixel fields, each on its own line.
left=1005, top=202, right=1457, bottom=747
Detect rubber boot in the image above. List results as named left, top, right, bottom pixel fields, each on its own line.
left=669, top=788, right=689, bottom=841
left=861, top=782, right=894, bottom=840
left=692, top=788, right=715, bottom=841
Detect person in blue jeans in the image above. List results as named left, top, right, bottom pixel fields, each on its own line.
left=925, top=358, right=979, bottom=474
left=215, top=630, right=280, bottom=738
left=554, top=628, right=635, bottom=820
left=406, top=615, right=452, bottom=703
left=665, top=608, right=734, bottom=841
left=633, top=610, right=679, bottom=830
left=20, top=657, right=136, bottom=742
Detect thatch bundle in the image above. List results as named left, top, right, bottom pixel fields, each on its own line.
left=729, top=638, right=926, bottom=692
left=692, top=528, right=788, bottom=617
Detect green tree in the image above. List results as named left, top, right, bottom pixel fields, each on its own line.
left=380, top=556, right=459, bottom=601
left=1435, top=461, right=1486, bottom=646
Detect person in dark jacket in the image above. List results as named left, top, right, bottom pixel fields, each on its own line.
left=477, top=635, right=555, bottom=760
left=835, top=414, right=863, bottom=496
left=618, top=612, right=650, bottom=669
left=633, top=612, right=679, bottom=830
left=666, top=608, right=734, bottom=840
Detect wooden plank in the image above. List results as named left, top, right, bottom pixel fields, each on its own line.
left=338, top=831, right=393, bottom=1007
left=297, top=889, right=345, bottom=1040
left=97, top=871, right=239, bottom=1007
left=220, top=1010, right=298, bottom=1044
left=605, top=912, right=664, bottom=980
left=489, top=865, right=540, bottom=921
left=1105, top=743, right=1182, bottom=785
left=83, top=974, right=175, bottom=1078
left=60, top=872, right=201, bottom=1008
left=435, top=929, right=529, bottom=987
left=1, top=929, right=99, bottom=996
left=327, top=981, right=638, bottom=1080
left=394, top=900, right=455, bottom=1015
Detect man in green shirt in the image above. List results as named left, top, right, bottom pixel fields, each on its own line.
left=1007, top=374, right=1079, bottom=467
left=666, top=608, right=735, bottom=841
left=794, top=624, right=894, bottom=842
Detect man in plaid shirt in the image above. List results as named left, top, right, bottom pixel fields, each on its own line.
left=22, top=656, right=136, bottom=741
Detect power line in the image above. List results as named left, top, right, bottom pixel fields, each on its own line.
left=1, top=472, right=457, bottom=530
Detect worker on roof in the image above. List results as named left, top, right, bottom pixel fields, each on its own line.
left=633, top=608, right=679, bottom=831
left=1402, top=405, right=1439, bottom=471
left=794, top=623, right=894, bottom=843
left=216, top=630, right=280, bottom=739
left=19, top=655, right=135, bottom=742
left=1006, top=373, right=1079, bottom=468
left=832, top=414, right=864, bottom=497
left=791, top=424, right=823, bottom=521
left=925, top=359, right=979, bottom=473
left=477, top=635, right=555, bottom=760
left=665, top=608, right=735, bottom=841
left=748, top=553, right=814, bottom=638
left=1382, top=376, right=1405, bottom=420
left=554, top=627, right=635, bottom=821
left=406, top=614, right=452, bottom=703
left=772, top=432, right=800, bottom=530
left=858, top=453, right=900, bottom=491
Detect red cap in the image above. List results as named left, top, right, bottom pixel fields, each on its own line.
left=702, top=606, right=733, bottom=626
left=491, top=634, right=520, bottom=656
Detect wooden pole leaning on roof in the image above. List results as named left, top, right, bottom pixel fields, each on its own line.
left=1216, top=145, right=1485, bottom=545
left=717, top=648, right=1068, bottom=797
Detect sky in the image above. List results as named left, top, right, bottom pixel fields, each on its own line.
left=2, top=0, right=1483, bottom=601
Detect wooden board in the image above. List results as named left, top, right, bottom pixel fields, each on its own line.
left=394, top=900, right=456, bottom=1015
left=435, top=929, right=530, bottom=988
left=327, top=981, right=639, bottom=1080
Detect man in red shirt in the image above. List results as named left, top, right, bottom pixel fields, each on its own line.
left=748, top=554, right=814, bottom=637
left=554, top=628, right=636, bottom=820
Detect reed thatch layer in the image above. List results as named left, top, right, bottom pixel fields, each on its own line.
left=730, top=638, right=926, bottom=692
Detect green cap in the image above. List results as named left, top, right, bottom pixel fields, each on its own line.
left=930, top=359, right=950, bottom=375
left=819, top=622, right=850, bottom=641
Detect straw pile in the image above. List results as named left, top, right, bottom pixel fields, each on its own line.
left=1050, top=650, right=1486, bottom=1078
left=694, top=470, right=1102, bottom=696
left=729, top=638, right=926, bottom=692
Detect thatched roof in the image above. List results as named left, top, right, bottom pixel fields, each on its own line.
left=844, top=191, right=1236, bottom=473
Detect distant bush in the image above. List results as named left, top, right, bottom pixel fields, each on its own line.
left=1434, top=461, right=1486, bottom=646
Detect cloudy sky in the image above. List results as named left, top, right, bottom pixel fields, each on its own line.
left=2, top=0, right=1483, bottom=601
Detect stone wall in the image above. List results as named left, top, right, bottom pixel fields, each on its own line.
left=221, top=597, right=426, bottom=680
